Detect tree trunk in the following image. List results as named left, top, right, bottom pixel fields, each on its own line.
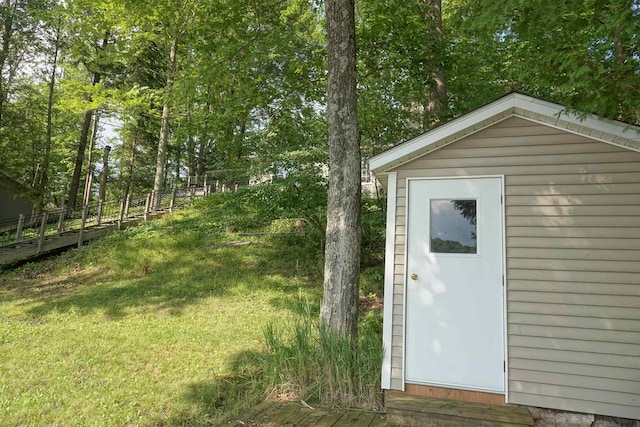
left=68, top=33, right=109, bottom=209
left=98, top=145, right=110, bottom=202
left=152, top=36, right=177, bottom=206
left=423, top=0, right=447, bottom=129
left=69, top=93, right=101, bottom=208
left=68, top=109, right=94, bottom=208
left=82, top=110, right=100, bottom=206
left=187, top=133, right=196, bottom=180
left=36, top=22, right=61, bottom=214
left=196, top=97, right=212, bottom=182
left=320, top=0, right=361, bottom=338
left=196, top=140, right=206, bottom=182
left=0, top=0, right=16, bottom=129
left=123, top=128, right=138, bottom=201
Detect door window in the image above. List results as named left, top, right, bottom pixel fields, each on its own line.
left=430, top=199, right=477, bottom=254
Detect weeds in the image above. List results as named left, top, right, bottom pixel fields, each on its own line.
left=262, top=299, right=384, bottom=410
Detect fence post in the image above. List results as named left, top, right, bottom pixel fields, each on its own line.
left=118, top=198, right=125, bottom=230
left=151, top=190, right=157, bottom=212
left=144, top=193, right=151, bottom=221
left=170, top=187, right=177, bottom=213
left=15, top=214, right=25, bottom=243
left=159, top=189, right=166, bottom=210
left=124, top=194, right=131, bottom=217
left=57, top=202, right=66, bottom=234
left=78, top=204, right=88, bottom=248
left=189, top=186, right=195, bottom=204
left=97, top=200, right=104, bottom=225
left=37, top=212, right=48, bottom=254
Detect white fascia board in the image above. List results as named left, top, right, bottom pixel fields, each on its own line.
left=513, top=95, right=640, bottom=151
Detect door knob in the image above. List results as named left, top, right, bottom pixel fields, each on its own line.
left=410, top=273, right=418, bottom=280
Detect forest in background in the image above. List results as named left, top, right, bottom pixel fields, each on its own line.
left=1, top=0, right=638, bottom=211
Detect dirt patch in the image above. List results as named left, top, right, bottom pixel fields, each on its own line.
left=359, top=294, right=383, bottom=317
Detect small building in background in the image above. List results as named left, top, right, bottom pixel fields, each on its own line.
left=0, top=172, right=36, bottom=223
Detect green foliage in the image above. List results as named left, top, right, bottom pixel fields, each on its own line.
left=357, top=0, right=438, bottom=151
left=360, top=265, right=384, bottom=297
left=455, top=0, right=640, bottom=123
left=361, top=196, right=386, bottom=264
left=200, top=177, right=327, bottom=238
left=2, top=0, right=639, bottom=213
left=359, top=196, right=386, bottom=296
left=262, top=300, right=384, bottom=409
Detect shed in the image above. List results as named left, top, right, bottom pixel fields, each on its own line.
left=370, top=92, right=640, bottom=420
left=0, top=172, right=35, bottom=223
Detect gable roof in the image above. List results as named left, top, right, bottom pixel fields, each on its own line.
left=0, top=171, right=37, bottom=199
left=369, top=92, right=640, bottom=181
left=0, top=171, right=28, bottom=188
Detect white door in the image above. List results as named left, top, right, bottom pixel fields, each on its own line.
left=405, top=177, right=504, bottom=393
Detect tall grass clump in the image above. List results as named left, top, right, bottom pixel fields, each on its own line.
left=261, top=300, right=384, bottom=410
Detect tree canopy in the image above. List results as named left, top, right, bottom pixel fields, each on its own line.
left=0, top=0, right=637, bottom=209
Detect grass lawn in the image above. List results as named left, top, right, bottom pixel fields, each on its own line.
left=0, top=197, right=330, bottom=425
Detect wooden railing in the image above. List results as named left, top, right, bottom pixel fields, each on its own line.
left=0, top=185, right=212, bottom=263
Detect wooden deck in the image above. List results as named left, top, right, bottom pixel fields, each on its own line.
left=220, top=400, right=386, bottom=427
left=386, top=391, right=534, bottom=426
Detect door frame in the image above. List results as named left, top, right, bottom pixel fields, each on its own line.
left=402, top=175, right=508, bottom=399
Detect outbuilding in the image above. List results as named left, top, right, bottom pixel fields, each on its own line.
left=370, top=92, right=640, bottom=420
left=0, top=172, right=35, bottom=223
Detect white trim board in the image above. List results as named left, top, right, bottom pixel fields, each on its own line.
left=381, top=172, right=397, bottom=390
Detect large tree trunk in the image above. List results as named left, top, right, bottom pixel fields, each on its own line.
left=152, top=36, right=177, bottom=206
left=320, top=0, right=361, bottom=338
left=423, top=0, right=447, bottom=129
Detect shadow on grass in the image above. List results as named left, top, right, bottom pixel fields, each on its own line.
left=1, top=218, right=322, bottom=319
left=149, top=350, right=269, bottom=426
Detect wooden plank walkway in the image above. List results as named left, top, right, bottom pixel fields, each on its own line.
left=0, top=186, right=210, bottom=268
left=219, top=400, right=386, bottom=427
left=0, top=210, right=168, bottom=268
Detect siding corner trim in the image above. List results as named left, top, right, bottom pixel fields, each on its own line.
left=381, top=171, right=398, bottom=390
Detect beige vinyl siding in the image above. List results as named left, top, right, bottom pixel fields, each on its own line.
left=388, top=116, right=640, bottom=419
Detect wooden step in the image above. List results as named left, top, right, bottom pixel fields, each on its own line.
left=386, top=391, right=533, bottom=426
